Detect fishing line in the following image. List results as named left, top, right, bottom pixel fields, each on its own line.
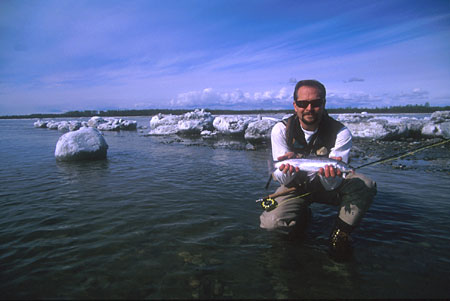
left=258, top=138, right=450, bottom=211
left=353, top=138, right=450, bottom=169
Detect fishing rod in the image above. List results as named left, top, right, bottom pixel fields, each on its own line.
left=353, top=138, right=450, bottom=169
left=258, top=138, right=450, bottom=211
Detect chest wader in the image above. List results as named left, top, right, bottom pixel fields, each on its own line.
left=281, top=113, right=367, bottom=261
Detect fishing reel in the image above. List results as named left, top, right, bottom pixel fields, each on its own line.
left=256, top=197, right=278, bottom=212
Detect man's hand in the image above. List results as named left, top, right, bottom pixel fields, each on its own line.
left=318, top=156, right=342, bottom=178
left=277, top=152, right=300, bottom=174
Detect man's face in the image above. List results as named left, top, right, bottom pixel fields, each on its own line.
left=293, top=86, right=325, bottom=129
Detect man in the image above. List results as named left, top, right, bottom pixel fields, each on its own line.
left=260, top=79, right=376, bottom=262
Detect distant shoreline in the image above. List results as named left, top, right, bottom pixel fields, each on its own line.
left=1, top=105, right=449, bottom=119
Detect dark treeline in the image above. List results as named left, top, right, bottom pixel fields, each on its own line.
left=1, top=104, right=449, bottom=119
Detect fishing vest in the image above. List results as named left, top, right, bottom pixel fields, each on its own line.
left=282, top=112, right=344, bottom=157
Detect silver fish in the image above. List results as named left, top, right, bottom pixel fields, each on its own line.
left=274, top=156, right=354, bottom=174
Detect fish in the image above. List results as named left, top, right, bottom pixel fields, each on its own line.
left=273, top=156, right=354, bottom=174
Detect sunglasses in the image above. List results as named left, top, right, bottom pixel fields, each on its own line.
left=294, top=98, right=324, bottom=108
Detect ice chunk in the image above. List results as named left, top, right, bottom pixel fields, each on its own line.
left=34, top=120, right=48, bottom=128
left=55, top=127, right=108, bottom=161
left=213, top=115, right=254, bottom=135
left=244, top=118, right=277, bottom=142
left=422, top=121, right=450, bottom=138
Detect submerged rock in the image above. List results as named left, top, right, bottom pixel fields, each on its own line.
left=55, top=127, right=108, bottom=161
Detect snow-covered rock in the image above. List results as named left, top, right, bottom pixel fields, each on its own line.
left=88, top=116, right=137, bottom=131
left=119, top=119, right=137, bottom=130
left=337, top=113, right=374, bottom=123
left=87, top=116, right=107, bottom=128
left=244, top=118, right=278, bottom=142
left=47, top=121, right=60, bottom=130
left=149, top=125, right=179, bottom=135
left=430, top=110, right=450, bottom=123
left=338, top=112, right=429, bottom=140
left=55, top=127, right=108, bottom=161
left=149, top=114, right=181, bottom=131
left=177, top=109, right=214, bottom=135
left=34, top=120, right=47, bottom=128
left=422, top=121, right=450, bottom=138
left=200, top=130, right=218, bottom=138
left=213, top=115, right=254, bottom=135
left=57, top=121, right=70, bottom=132
left=149, top=109, right=214, bottom=135
left=69, top=120, right=85, bottom=131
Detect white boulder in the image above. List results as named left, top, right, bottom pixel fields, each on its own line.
left=55, top=127, right=108, bottom=161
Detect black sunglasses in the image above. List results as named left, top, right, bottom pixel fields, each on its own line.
left=294, top=98, right=324, bottom=108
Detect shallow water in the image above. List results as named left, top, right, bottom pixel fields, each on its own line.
left=1, top=118, right=449, bottom=299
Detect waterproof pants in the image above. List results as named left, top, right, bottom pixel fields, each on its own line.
left=260, top=173, right=377, bottom=235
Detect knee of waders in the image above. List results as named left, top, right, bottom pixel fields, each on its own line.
left=344, top=176, right=377, bottom=199
left=259, top=205, right=310, bottom=234
left=347, top=173, right=377, bottom=192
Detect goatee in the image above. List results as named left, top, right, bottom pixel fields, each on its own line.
left=301, top=113, right=318, bottom=125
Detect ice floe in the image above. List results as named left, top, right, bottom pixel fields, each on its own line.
left=55, top=127, right=108, bottom=161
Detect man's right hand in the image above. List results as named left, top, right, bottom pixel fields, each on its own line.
left=277, top=152, right=300, bottom=174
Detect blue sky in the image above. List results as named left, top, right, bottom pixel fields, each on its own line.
left=1, top=0, right=449, bottom=114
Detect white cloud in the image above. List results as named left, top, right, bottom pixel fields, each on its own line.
left=170, top=87, right=292, bottom=109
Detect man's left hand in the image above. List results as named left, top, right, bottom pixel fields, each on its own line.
left=318, top=156, right=343, bottom=178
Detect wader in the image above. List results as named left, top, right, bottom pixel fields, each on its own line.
left=260, top=172, right=376, bottom=237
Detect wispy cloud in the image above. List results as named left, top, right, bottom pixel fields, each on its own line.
left=344, top=78, right=365, bottom=83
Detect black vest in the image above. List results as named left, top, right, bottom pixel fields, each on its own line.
left=282, top=112, right=344, bottom=157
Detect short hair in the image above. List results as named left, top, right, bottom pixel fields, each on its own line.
left=293, top=79, right=326, bottom=101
